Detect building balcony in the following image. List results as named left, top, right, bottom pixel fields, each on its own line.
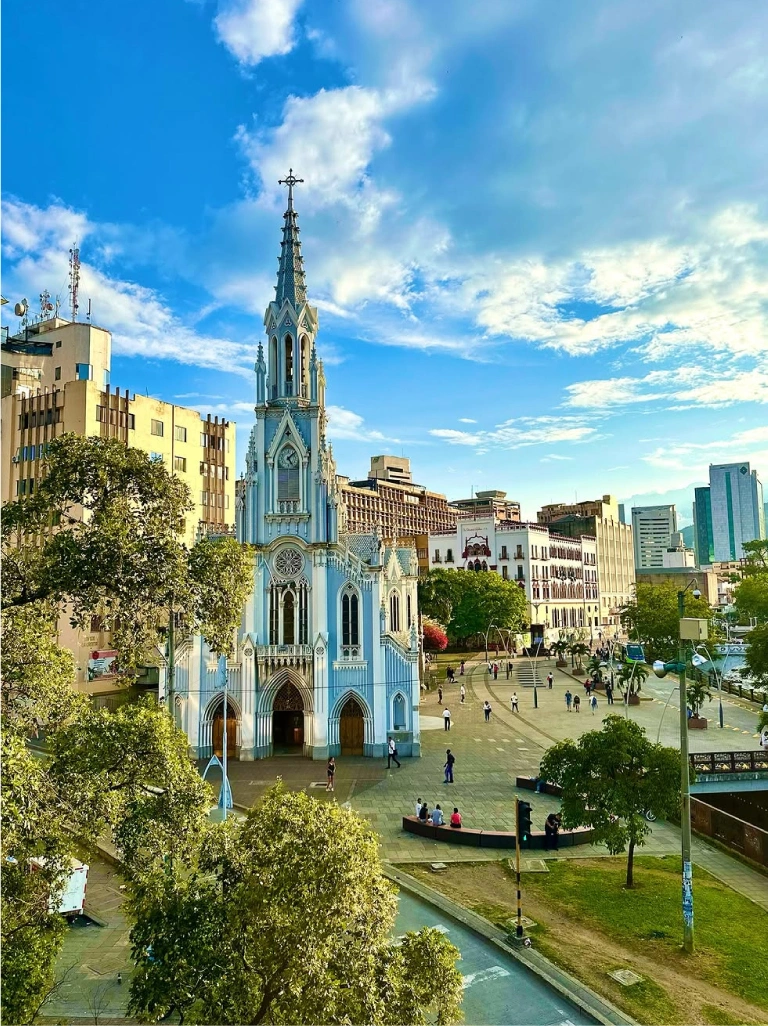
left=256, top=644, right=314, bottom=668
left=432, top=555, right=442, bottom=563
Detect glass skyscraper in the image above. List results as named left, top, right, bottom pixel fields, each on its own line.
left=692, top=486, right=714, bottom=566
left=709, top=463, right=765, bottom=561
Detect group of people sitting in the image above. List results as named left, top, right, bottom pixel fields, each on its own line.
left=415, top=799, right=462, bottom=828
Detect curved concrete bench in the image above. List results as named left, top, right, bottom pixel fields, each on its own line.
left=515, top=776, right=563, bottom=797
left=402, top=816, right=594, bottom=849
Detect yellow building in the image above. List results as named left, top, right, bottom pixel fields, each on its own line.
left=2, top=315, right=236, bottom=687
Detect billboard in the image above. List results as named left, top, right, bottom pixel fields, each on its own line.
left=87, top=650, right=118, bottom=680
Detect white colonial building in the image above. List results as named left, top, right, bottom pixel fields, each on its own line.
left=429, top=517, right=599, bottom=642
left=169, top=174, right=421, bottom=761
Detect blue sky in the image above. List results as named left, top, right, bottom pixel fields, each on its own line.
left=3, top=0, right=768, bottom=524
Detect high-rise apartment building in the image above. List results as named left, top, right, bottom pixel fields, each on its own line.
left=631, top=505, right=677, bottom=569
left=537, top=494, right=634, bottom=631
left=693, top=486, right=714, bottom=566
left=2, top=315, right=236, bottom=687
left=709, top=462, right=765, bottom=561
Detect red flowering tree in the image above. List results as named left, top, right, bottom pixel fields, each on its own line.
left=422, top=619, right=448, bottom=652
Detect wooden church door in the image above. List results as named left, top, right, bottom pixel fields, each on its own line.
left=339, top=697, right=364, bottom=756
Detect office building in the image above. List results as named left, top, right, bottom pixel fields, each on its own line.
left=537, top=495, right=635, bottom=632
left=693, top=487, right=714, bottom=566
left=338, top=455, right=456, bottom=542
left=449, top=489, right=521, bottom=524
left=631, top=504, right=678, bottom=569
left=429, top=517, right=599, bottom=640
left=709, top=462, right=765, bottom=561
left=662, top=531, right=695, bottom=568
left=2, top=316, right=236, bottom=687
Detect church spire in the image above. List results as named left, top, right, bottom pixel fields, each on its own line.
left=275, top=169, right=307, bottom=309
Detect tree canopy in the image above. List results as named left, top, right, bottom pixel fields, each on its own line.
left=539, top=717, right=680, bottom=888
left=620, top=581, right=715, bottom=663
left=418, top=568, right=528, bottom=645
left=128, top=784, right=463, bottom=1026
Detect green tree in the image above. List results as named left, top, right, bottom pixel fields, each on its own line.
left=620, top=581, right=715, bottom=664
left=540, top=717, right=680, bottom=888
left=127, top=785, right=463, bottom=1025
left=552, top=638, right=569, bottom=667
left=740, top=539, right=768, bottom=576
left=568, top=641, right=590, bottom=674
left=686, top=679, right=713, bottom=719
left=417, top=568, right=463, bottom=627
left=448, top=572, right=528, bottom=645
left=744, top=622, right=768, bottom=686
left=615, top=658, right=649, bottom=699
left=734, top=575, right=768, bottom=624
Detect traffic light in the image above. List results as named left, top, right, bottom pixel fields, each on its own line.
left=518, top=801, right=532, bottom=848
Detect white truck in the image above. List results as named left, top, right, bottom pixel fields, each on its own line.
left=30, top=857, right=89, bottom=919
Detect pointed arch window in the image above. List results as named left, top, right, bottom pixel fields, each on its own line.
left=393, top=693, right=406, bottom=731
left=284, top=334, right=293, bottom=395
left=389, top=592, right=400, bottom=633
left=406, top=594, right=412, bottom=628
left=283, top=589, right=295, bottom=644
left=340, top=584, right=361, bottom=660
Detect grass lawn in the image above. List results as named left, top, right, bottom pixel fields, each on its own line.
left=401, top=856, right=767, bottom=1026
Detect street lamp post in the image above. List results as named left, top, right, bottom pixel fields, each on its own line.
left=653, top=579, right=701, bottom=955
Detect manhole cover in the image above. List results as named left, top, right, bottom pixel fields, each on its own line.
left=609, top=968, right=644, bottom=987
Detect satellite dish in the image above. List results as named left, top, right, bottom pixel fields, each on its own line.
left=14, top=299, right=28, bottom=317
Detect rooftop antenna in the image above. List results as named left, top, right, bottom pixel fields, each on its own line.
left=87, top=299, right=92, bottom=322
left=69, top=243, right=80, bottom=322
left=39, top=290, right=53, bottom=322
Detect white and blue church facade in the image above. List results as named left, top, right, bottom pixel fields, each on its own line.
left=173, top=175, right=421, bottom=761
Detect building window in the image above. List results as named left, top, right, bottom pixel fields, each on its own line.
left=150, top=452, right=163, bottom=462
left=54, top=366, right=62, bottom=380
left=389, top=592, right=400, bottom=632
left=103, top=370, right=110, bottom=388
left=393, top=693, right=406, bottom=731
left=75, top=363, right=92, bottom=381
left=446, top=548, right=453, bottom=563
left=55, top=340, right=62, bottom=348
left=341, top=585, right=360, bottom=658
left=151, top=419, right=164, bottom=437
left=174, top=425, right=187, bottom=442
left=283, top=590, right=295, bottom=644
left=502, top=565, right=508, bottom=579
left=174, top=456, right=187, bottom=472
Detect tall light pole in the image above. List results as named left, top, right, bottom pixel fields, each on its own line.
left=652, top=578, right=702, bottom=955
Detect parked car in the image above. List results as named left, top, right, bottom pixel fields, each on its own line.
left=30, top=857, right=89, bottom=920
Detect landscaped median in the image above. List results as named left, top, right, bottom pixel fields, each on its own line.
left=401, top=856, right=768, bottom=1026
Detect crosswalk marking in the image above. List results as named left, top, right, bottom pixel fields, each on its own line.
left=461, top=965, right=510, bottom=989
left=496, top=747, right=505, bottom=752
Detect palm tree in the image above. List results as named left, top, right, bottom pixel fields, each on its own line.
left=616, top=659, right=649, bottom=700
left=686, top=679, right=713, bottom=719
left=587, top=655, right=604, bottom=683
left=569, top=641, right=590, bottom=674
left=552, top=639, right=569, bottom=667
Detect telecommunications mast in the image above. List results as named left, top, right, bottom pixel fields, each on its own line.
left=69, top=244, right=80, bottom=322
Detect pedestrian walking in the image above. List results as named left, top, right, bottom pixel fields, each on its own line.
left=387, top=737, right=401, bottom=769
left=493, top=663, right=499, bottom=680
left=438, top=686, right=443, bottom=704
left=444, top=749, right=455, bottom=783
left=483, top=700, right=492, bottom=721
left=510, top=692, right=519, bottom=713
left=573, top=694, right=581, bottom=713
left=606, top=683, right=614, bottom=705
left=460, top=684, right=466, bottom=704
left=326, top=756, right=336, bottom=792
left=443, top=707, right=452, bottom=731
left=565, top=689, right=572, bottom=711
left=506, top=660, right=512, bottom=679
left=547, top=672, right=554, bottom=689
left=590, top=693, right=598, bottom=715
left=460, top=660, right=465, bottom=676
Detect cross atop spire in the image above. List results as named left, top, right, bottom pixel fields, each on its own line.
left=278, top=168, right=304, bottom=210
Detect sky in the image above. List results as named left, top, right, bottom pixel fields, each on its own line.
left=3, top=0, right=768, bottom=525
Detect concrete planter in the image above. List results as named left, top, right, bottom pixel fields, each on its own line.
left=628, top=693, right=641, bottom=706
left=688, top=716, right=708, bottom=730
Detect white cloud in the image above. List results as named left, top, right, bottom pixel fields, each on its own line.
left=458, top=417, right=476, bottom=423
left=564, top=366, right=768, bottom=410
left=214, top=0, right=303, bottom=66
left=430, top=415, right=603, bottom=451
left=326, top=405, right=400, bottom=443
left=641, top=425, right=768, bottom=472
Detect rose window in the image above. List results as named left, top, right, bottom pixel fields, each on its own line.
left=274, top=547, right=304, bottom=578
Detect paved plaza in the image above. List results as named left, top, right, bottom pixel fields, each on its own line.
left=41, top=655, right=767, bottom=1020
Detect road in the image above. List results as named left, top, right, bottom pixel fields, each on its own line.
left=395, top=891, right=596, bottom=1026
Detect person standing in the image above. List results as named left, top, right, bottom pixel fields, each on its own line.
left=483, top=700, right=492, bottom=722
left=547, top=672, right=554, bottom=689
left=590, top=693, right=598, bottom=715
left=460, top=684, right=466, bottom=704
left=573, top=694, right=581, bottom=713
left=506, top=660, right=512, bottom=679
left=510, top=692, right=519, bottom=713
left=606, top=682, right=614, bottom=705
left=438, top=686, right=443, bottom=704
left=443, top=707, right=452, bottom=731
left=387, top=737, right=401, bottom=769
left=493, top=663, right=499, bottom=680
left=565, top=689, right=572, bottom=712
left=326, top=756, right=336, bottom=792
left=444, top=749, right=455, bottom=783
left=460, top=660, right=465, bottom=676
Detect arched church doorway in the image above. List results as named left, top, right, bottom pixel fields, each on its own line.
left=212, top=702, right=238, bottom=760
left=272, top=681, right=304, bottom=752
left=339, top=696, right=364, bottom=756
